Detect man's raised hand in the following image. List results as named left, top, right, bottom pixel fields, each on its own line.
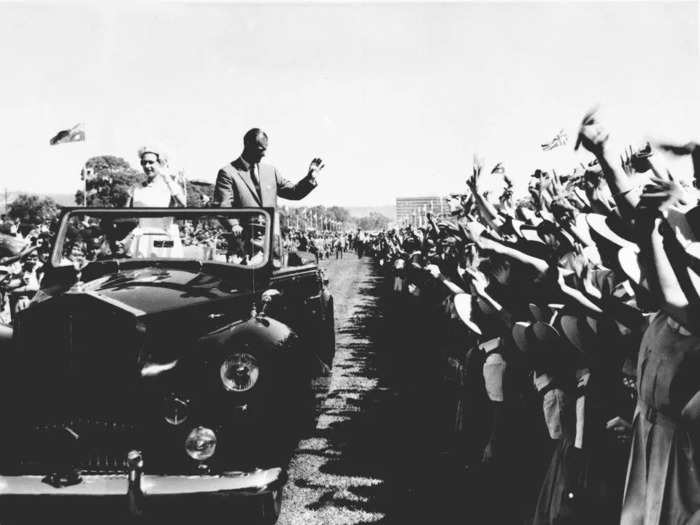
left=308, top=158, right=325, bottom=177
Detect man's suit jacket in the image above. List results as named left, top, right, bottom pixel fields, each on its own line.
left=213, top=156, right=317, bottom=208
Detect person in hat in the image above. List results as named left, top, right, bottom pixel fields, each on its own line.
left=128, top=145, right=186, bottom=208
left=619, top=168, right=700, bottom=525
left=118, top=146, right=186, bottom=258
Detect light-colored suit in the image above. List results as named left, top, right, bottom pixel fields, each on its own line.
left=213, top=156, right=317, bottom=208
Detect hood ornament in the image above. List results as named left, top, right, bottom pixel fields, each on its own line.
left=259, top=289, right=280, bottom=317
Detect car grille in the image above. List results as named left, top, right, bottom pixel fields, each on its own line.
left=7, top=297, right=148, bottom=475
left=13, top=418, right=141, bottom=475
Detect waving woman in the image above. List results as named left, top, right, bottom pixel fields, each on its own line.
left=128, top=146, right=186, bottom=208
left=121, top=145, right=186, bottom=258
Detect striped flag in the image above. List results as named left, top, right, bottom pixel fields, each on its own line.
left=541, top=129, right=568, bottom=151
left=490, top=162, right=505, bottom=174
left=50, top=123, right=85, bottom=145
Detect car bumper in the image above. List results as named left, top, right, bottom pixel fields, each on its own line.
left=0, top=467, right=284, bottom=515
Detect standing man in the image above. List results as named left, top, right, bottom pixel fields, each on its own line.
left=213, top=128, right=324, bottom=209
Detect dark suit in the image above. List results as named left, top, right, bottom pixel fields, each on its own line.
left=213, top=156, right=317, bottom=208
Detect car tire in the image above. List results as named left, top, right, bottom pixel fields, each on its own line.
left=255, top=486, right=283, bottom=525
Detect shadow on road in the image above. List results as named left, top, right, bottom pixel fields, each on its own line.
left=284, top=259, right=468, bottom=525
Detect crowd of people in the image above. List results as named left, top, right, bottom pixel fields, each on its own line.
left=0, top=216, right=54, bottom=323
left=1, top=113, right=698, bottom=522
left=282, top=229, right=370, bottom=263
left=369, top=110, right=700, bottom=525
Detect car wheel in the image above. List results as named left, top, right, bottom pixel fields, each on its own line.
left=255, top=486, right=283, bottom=525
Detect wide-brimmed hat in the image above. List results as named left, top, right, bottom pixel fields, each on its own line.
left=617, top=206, right=700, bottom=282
left=666, top=204, right=700, bottom=257
left=529, top=303, right=547, bottom=322
left=0, top=232, right=28, bottom=259
left=586, top=214, right=638, bottom=252
left=518, top=225, right=544, bottom=244
left=617, top=246, right=643, bottom=286
left=516, top=206, right=542, bottom=225
left=475, top=295, right=499, bottom=317
left=512, top=320, right=560, bottom=355
left=452, top=293, right=482, bottom=335
left=513, top=319, right=578, bottom=370
left=559, top=314, right=598, bottom=354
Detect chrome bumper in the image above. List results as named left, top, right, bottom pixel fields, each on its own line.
left=0, top=467, right=284, bottom=516
left=0, top=468, right=283, bottom=497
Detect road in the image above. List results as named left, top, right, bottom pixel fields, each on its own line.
left=279, top=252, right=467, bottom=525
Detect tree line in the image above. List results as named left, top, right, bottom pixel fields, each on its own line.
left=4, top=155, right=391, bottom=231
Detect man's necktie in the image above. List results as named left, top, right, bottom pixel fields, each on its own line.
left=250, top=163, right=261, bottom=200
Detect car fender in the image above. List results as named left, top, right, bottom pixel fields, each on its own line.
left=200, top=315, right=302, bottom=360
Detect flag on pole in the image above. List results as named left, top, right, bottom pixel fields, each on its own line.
left=541, top=129, right=568, bottom=151
left=490, top=162, right=505, bottom=174
left=80, top=166, right=94, bottom=181
left=50, top=123, right=86, bottom=145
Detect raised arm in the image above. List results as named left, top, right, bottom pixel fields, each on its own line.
left=461, top=222, right=550, bottom=277
left=466, top=157, right=506, bottom=232
left=276, top=159, right=323, bottom=201
left=576, top=110, right=639, bottom=222
left=635, top=175, right=695, bottom=326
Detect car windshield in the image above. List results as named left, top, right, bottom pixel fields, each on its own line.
left=52, top=209, right=271, bottom=269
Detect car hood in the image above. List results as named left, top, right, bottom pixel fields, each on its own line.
left=67, top=265, right=257, bottom=316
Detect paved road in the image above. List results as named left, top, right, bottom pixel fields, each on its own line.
left=279, top=253, right=465, bottom=525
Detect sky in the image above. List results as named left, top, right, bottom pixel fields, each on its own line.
left=1, top=1, right=699, bottom=207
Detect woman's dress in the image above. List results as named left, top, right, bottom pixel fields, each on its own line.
left=621, top=312, right=700, bottom=525
left=123, top=179, right=184, bottom=258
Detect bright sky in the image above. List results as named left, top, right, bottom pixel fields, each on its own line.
left=1, top=1, right=699, bottom=206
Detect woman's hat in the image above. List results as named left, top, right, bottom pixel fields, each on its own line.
left=452, top=293, right=483, bottom=335
left=512, top=320, right=561, bottom=355
left=519, top=225, right=544, bottom=244
left=586, top=213, right=639, bottom=252
left=617, top=246, right=643, bottom=286
left=559, top=314, right=598, bottom=354
left=475, top=295, right=499, bottom=316
left=529, top=303, right=547, bottom=322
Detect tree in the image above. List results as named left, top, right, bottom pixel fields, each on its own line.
left=75, top=155, right=142, bottom=207
left=186, top=180, right=214, bottom=207
left=356, top=212, right=390, bottom=231
left=326, top=206, right=351, bottom=223
left=7, top=193, right=60, bottom=225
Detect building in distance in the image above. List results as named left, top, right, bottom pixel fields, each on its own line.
left=395, top=196, right=450, bottom=227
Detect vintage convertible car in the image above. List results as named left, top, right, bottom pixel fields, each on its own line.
left=0, top=208, right=335, bottom=524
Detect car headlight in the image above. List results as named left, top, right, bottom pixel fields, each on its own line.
left=185, top=426, right=217, bottom=461
left=220, top=353, right=260, bottom=392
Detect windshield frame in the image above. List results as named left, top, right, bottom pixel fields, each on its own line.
left=51, top=207, right=274, bottom=270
